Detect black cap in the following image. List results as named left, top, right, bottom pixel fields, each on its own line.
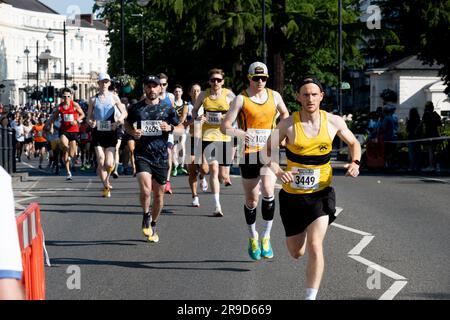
left=144, top=75, right=160, bottom=85
left=297, top=77, right=324, bottom=92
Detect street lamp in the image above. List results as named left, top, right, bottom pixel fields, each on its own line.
left=338, top=0, right=343, bottom=115
left=46, top=21, right=83, bottom=88
left=131, top=13, right=145, bottom=81
left=24, top=47, right=30, bottom=89
left=96, top=0, right=149, bottom=75
left=262, top=0, right=267, bottom=65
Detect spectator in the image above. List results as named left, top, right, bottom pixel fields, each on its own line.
left=422, top=101, right=442, bottom=172
left=0, top=166, right=24, bottom=299
left=406, top=107, right=422, bottom=172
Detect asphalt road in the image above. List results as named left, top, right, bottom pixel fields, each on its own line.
left=12, top=159, right=450, bottom=300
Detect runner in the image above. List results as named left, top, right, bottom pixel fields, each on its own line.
left=158, top=73, right=176, bottom=194
left=31, top=115, right=48, bottom=169
left=48, top=88, right=85, bottom=180
left=192, top=68, right=236, bottom=216
left=262, top=76, right=361, bottom=300
left=87, top=73, right=127, bottom=197
left=171, top=84, right=189, bottom=177
left=124, top=75, right=184, bottom=243
left=221, top=61, right=289, bottom=260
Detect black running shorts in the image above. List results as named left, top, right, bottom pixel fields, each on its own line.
left=279, top=186, right=336, bottom=237
left=135, top=156, right=168, bottom=185
left=60, top=131, right=79, bottom=143
left=92, top=129, right=118, bottom=149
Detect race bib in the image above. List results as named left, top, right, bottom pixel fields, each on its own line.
left=97, top=120, right=111, bottom=131
left=290, top=167, right=320, bottom=190
left=37, top=131, right=43, bottom=137
left=80, top=133, right=89, bottom=140
left=63, top=114, right=74, bottom=122
left=141, top=120, right=162, bottom=136
left=206, top=112, right=222, bottom=125
left=247, top=128, right=271, bottom=148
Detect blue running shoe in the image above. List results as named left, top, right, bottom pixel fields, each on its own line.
left=248, top=235, right=261, bottom=261
left=261, top=237, right=274, bottom=259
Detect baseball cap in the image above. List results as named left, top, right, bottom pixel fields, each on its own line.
left=248, top=62, right=269, bottom=77
left=297, top=77, right=324, bottom=92
left=144, top=75, right=160, bottom=85
left=98, top=72, right=111, bottom=81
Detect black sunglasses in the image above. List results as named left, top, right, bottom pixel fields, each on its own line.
left=160, top=83, right=168, bottom=87
left=62, top=95, right=71, bottom=98
left=209, top=78, right=223, bottom=83
left=251, top=76, right=268, bottom=82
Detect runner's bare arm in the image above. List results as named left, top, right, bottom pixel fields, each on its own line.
left=330, top=114, right=361, bottom=177
left=112, top=95, right=128, bottom=124
left=87, top=97, right=96, bottom=127
left=192, top=91, right=205, bottom=120
left=220, top=95, right=245, bottom=138
left=273, top=91, right=290, bottom=120
left=73, top=102, right=85, bottom=123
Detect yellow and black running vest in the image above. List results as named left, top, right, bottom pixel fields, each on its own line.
left=202, top=88, right=231, bottom=142
left=238, top=89, right=278, bottom=154
left=283, top=110, right=333, bottom=194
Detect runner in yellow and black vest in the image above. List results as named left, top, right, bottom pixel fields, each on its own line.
left=221, top=61, right=289, bottom=261
left=262, top=77, right=361, bottom=300
left=192, top=68, right=236, bottom=217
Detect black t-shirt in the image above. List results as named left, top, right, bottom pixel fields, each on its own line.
left=126, top=99, right=180, bottom=167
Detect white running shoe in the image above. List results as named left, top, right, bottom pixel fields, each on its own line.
left=200, top=178, right=208, bottom=192
left=192, top=196, right=200, bottom=207
left=66, top=173, right=72, bottom=181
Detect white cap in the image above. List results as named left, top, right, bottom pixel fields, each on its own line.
left=248, top=61, right=269, bottom=76
left=98, top=72, right=111, bottom=81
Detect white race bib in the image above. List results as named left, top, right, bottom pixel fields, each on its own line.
left=97, top=120, right=111, bottom=131
left=290, top=167, right=320, bottom=190
left=247, top=128, right=271, bottom=148
left=206, top=112, right=222, bottom=125
left=141, top=120, right=162, bottom=136
left=63, top=114, right=74, bottom=122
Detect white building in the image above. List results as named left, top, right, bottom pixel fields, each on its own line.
left=367, top=56, right=450, bottom=120
left=0, top=0, right=109, bottom=107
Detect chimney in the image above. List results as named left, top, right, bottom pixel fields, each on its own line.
left=80, top=14, right=94, bottom=26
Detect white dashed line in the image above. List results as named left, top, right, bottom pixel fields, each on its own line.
left=332, top=207, right=408, bottom=300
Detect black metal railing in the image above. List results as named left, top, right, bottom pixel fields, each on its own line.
left=0, top=127, right=16, bottom=174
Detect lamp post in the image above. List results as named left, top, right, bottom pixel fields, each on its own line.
left=131, top=13, right=145, bottom=80
left=24, top=47, right=30, bottom=105
left=262, top=0, right=267, bottom=65
left=96, top=0, right=149, bottom=75
left=46, top=22, right=83, bottom=89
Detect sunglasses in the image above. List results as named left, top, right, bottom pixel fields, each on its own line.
left=209, top=78, right=223, bottom=83
left=251, top=76, right=268, bottom=82
left=63, top=95, right=71, bottom=98
left=160, top=83, right=168, bottom=87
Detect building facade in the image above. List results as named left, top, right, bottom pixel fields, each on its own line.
left=0, top=0, right=109, bottom=107
left=368, top=56, right=450, bottom=120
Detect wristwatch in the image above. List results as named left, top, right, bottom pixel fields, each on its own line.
left=352, top=160, right=361, bottom=166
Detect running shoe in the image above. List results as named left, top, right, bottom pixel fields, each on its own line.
left=212, top=205, right=223, bottom=217
left=102, top=187, right=111, bottom=198
left=200, top=177, right=208, bottom=192
left=192, top=196, right=200, bottom=207
left=66, top=173, right=72, bottom=181
left=171, top=167, right=178, bottom=177
left=248, top=234, right=261, bottom=261
left=223, top=177, right=232, bottom=186
left=261, top=237, right=274, bottom=259
left=80, top=164, right=86, bottom=171
left=148, top=232, right=159, bottom=243
left=38, top=164, right=43, bottom=169
left=164, top=181, right=173, bottom=194
left=142, top=214, right=151, bottom=237
left=112, top=171, right=119, bottom=179
left=177, top=166, right=188, bottom=175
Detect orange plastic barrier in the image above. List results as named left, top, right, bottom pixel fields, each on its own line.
left=16, top=203, right=46, bottom=300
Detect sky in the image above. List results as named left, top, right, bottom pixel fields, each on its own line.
left=40, top=0, right=96, bottom=15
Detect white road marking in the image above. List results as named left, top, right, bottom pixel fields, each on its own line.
left=348, top=235, right=375, bottom=255
left=84, top=179, right=92, bottom=191
left=333, top=208, right=408, bottom=300
left=379, top=281, right=409, bottom=300
left=333, top=223, right=372, bottom=236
